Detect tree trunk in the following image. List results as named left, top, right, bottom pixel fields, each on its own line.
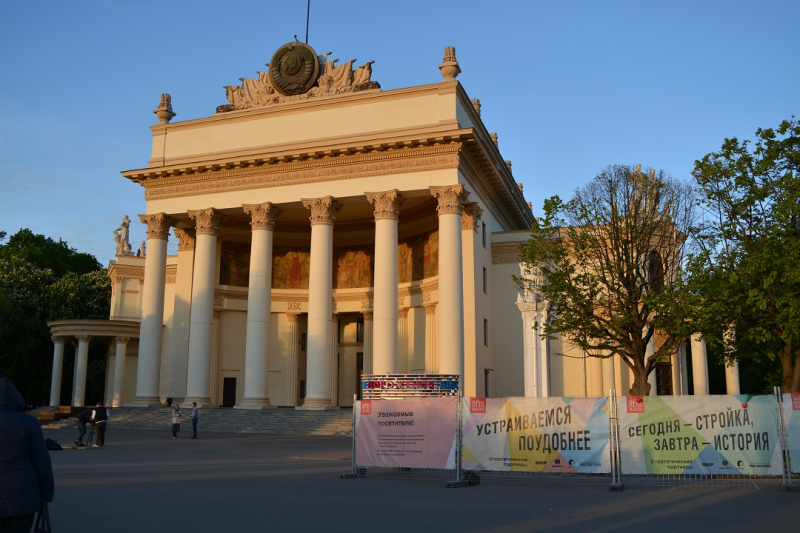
left=779, top=342, right=798, bottom=393
left=629, top=364, right=652, bottom=396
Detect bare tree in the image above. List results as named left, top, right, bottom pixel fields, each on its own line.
left=517, top=164, right=697, bottom=395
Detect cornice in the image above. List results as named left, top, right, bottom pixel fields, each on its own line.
left=134, top=141, right=463, bottom=201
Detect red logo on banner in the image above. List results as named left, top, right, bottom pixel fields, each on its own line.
left=627, top=396, right=645, bottom=414
left=470, top=397, right=486, bottom=413
left=361, top=400, right=372, bottom=415
left=792, top=393, right=800, bottom=411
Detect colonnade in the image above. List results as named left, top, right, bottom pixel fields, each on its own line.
left=49, top=335, right=131, bottom=407
left=131, top=185, right=470, bottom=408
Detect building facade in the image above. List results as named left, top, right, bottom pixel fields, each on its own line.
left=48, top=43, right=735, bottom=409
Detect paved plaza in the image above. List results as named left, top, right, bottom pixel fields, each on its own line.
left=40, top=426, right=796, bottom=532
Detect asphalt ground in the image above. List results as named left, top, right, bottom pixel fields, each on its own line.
left=40, top=426, right=797, bottom=533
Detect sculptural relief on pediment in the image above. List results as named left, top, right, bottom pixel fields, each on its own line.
left=217, top=42, right=380, bottom=113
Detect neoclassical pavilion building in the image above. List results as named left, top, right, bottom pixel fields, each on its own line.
left=48, top=43, right=734, bottom=410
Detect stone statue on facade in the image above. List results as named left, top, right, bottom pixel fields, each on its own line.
left=217, top=43, right=380, bottom=113
left=113, top=215, right=132, bottom=256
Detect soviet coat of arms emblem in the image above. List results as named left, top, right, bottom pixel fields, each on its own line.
left=269, top=42, right=320, bottom=96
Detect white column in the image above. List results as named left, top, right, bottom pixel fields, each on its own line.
left=285, top=313, right=300, bottom=406
left=646, top=337, right=658, bottom=396
left=49, top=336, right=65, bottom=406
left=679, top=341, right=689, bottom=395
left=367, top=190, right=401, bottom=374
left=538, top=310, right=550, bottom=396
left=111, top=336, right=129, bottom=407
left=424, top=304, right=438, bottom=374
left=398, top=308, right=409, bottom=374
left=725, top=362, right=741, bottom=395
left=362, top=312, right=373, bottom=375
left=690, top=333, right=709, bottom=395
left=330, top=313, right=339, bottom=407
left=72, top=335, right=91, bottom=406
left=297, top=196, right=338, bottom=410
left=185, top=208, right=221, bottom=406
left=602, top=355, right=616, bottom=396
left=238, top=203, right=280, bottom=409
left=431, top=185, right=468, bottom=379
left=132, top=213, right=174, bottom=406
left=516, top=301, right=538, bottom=397
left=167, top=228, right=196, bottom=402
left=590, top=356, right=603, bottom=397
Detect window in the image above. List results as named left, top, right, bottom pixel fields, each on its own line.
left=483, top=319, right=489, bottom=346
left=482, top=222, right=487, bottom=247
left=482, top=267, right=487, bottom=294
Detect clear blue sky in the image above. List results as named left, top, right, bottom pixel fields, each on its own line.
left=1, top=0, right=797, bottom=263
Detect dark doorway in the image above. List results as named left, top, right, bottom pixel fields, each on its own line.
left=656, top=362, right=673, bottom=395
left=222, top=377, right=237, bottom=407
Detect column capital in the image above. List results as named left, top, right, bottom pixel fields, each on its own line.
left=139, top=213, right=176, bottom=240
left=51, top=335, right=66, bottom=344
left=77, top=335, right=92, bottom=343
left=243, top=202, right=282, bottom=231
left=361, top=311, right=373, bottom=321
left=301, top=196, right=340, bottom=225
left=430, top=184, right=470, bottom=215
left=366, top=190, right=403, bottom=221
left=173, top=228, right=196, bottom=251
left=188, top=208, right=222, bottom=235
left=398, top=308, right=409, bottom=319
left=114, top=336, right=130, bottom=344
left=286, top=312, right=300, bottom=324
left=461, top=202, right=484, bottom=232
left=424, top=303, right=437, bottom=315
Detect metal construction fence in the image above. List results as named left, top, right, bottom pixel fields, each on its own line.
left=342, top=388, right=800, bottom=491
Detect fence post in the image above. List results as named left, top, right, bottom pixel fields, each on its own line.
left=340, top=393, right=361, bottom=479
left=447, top=386, right=471, bottom=488
left=608, top=389, right=624, bottom=491
left=775, top=387, right=796, bottom=492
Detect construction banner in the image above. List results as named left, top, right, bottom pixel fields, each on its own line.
left=783, top=394, right=800, bottom=474
left=619, top=395, right=782, bottom=475
left=460, top=397, right=611, bottom=473
left=355, top=397, right=457, bottom=469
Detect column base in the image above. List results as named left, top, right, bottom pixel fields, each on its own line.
left=183, top=397, right=214, bottom=408
left=295, top=399, right=337, bottom=410
left=235, top=398, right=276, bottom=410
left=128, top=396, right=164, bottom=407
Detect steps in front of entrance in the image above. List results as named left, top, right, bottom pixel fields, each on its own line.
left=41, top=407, right=354, bottom=436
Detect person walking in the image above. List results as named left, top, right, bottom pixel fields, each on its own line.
left=91, top=402, right=109, bottom=447
left=0, top=378, right=55, bottom=532
left=171, top=404, right=181, bottom=438
left=75, top=407, right=93, bottom=447
left=190, top=402, right=199, bottom=439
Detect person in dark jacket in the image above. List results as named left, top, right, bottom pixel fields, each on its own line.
left=92, top=402, right=109, bottom=447
left=75, top=407, right=94, bottom=447
left=0, top=377, right=55, bottom=532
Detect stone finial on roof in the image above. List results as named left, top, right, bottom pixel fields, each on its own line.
left=471, top=98, right=481, bottom=115
left=517, top=182, right=524, bottom=192
left=505, top=160, right=513, bottom=173
left=490, top=132, right=498, bottom=147
left=439, top=46, right=461, bottom=81
left=153, top=93, right=176, bottom=124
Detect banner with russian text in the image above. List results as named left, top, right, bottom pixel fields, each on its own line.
left=619, top=395, right=782, bottom=475
left=460, top=397, right=611, bottom=473
left=355, top=397, right=457, bottom=469
left=783, top=394, right=800, bottom=474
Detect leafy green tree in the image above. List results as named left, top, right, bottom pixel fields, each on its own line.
left=689, top=118, right=800, bottom=392
left=517, top=165, right=697, bottom=395
left=0, top=229, right=110, bottom=405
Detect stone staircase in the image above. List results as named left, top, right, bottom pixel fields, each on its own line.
left=40, top=407, right=354, bottom=436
